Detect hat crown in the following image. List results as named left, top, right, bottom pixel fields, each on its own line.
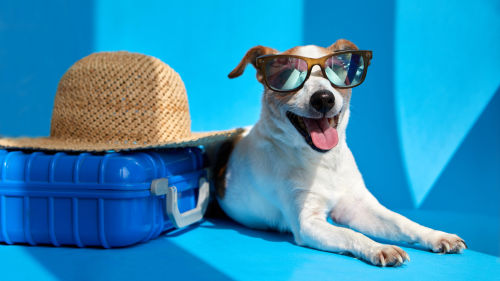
left=50, top=51, right=191, bottom=146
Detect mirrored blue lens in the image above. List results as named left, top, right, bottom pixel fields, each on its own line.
left=265, top=57, right=308, bottom=91
left=324, top=54, right=364, bottom=87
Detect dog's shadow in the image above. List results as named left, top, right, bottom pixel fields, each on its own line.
left=165, top=217, right=429, bottom=255
left=165, top=217, right=295, bottom=244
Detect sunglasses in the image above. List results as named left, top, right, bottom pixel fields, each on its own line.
left=256, top=50, right=372, bottom=92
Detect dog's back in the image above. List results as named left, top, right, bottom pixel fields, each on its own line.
left=203, top=126, right=251, bottom=217
left=213, top=139, right=235, bottom=199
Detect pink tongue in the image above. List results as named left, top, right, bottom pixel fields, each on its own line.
left=303, top=116, right=339, bottom=150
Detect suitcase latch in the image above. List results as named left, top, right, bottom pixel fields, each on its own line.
left=150, top=178, right=169, bottom=196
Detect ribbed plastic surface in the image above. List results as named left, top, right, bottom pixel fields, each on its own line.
left=0, top=148, right=206, bottom=248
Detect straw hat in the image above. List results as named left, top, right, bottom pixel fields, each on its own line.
left=0, top=51, right=243, bottom=152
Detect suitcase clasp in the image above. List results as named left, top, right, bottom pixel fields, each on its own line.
left=150, top=175, right=210, bottom=229
left=151, top=178, right=169, bottom=196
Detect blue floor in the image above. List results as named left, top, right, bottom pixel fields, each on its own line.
left=1, top=210, right=499, bottom=281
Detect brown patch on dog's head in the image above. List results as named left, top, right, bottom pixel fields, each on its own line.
left=228, top=46, right=279, bottom=84
left=327, top=39, right=359, bottom=52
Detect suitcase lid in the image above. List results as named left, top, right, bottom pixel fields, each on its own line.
left=0, top=148, right=206, bottom=191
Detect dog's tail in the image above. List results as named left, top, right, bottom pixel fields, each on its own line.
left=204, top=126, right=252, bottom=217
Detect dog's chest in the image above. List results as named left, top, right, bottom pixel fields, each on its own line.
left=272, top=155, right=347, bottom=209
left=307, top=164, right=346, bottom=207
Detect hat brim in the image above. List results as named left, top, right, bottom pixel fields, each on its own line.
left=0, top=128, right=245, bottom=152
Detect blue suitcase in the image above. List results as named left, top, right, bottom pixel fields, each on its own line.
left=0, top=148, right=210, bottom=248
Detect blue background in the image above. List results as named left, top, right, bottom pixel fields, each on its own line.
left=0, top=0, right=499, bottom=273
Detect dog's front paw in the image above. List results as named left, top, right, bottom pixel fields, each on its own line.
left=368, top=245, right=410, bottom=267
left=421, top=231, right=467, bottom=254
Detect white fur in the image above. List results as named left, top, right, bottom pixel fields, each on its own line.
left=217, top=45, right=466, bottom=266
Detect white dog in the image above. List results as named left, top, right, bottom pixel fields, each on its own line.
left=211, top=39, right=466, bottom=267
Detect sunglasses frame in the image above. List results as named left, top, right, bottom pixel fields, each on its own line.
left=256, top=50, right=372, bottom=92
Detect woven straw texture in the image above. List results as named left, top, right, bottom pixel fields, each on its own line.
left=0, top=51, right=243, bottom=152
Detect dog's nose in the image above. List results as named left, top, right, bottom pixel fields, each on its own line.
left=310, top=90, right=335, bottom=115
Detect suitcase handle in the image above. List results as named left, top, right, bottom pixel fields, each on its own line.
left=151, top=171, right=210, bottom=228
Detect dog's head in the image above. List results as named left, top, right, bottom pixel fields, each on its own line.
left=229, top=39, right=364, bottom=154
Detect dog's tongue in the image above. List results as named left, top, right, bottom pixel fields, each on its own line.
left=303, top=116, right=339, bottom=150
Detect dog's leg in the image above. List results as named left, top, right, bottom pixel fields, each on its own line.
left=330, top=192, right=467, bottom=255
left=284, top=193, right=409, bottom=267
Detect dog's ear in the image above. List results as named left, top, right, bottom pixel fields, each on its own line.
left=327, top=39, right=359, bottom=51
left=228, top=45, right=279, bottom=83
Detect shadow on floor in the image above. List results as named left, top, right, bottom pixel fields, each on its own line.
left=16, top=234, right=234, bottom=281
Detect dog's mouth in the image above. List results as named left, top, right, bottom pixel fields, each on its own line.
left=286, top=111, right=340, bottom=153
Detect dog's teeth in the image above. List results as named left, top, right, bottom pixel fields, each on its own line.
left=328, top=118, right=333, bottom=126
left=297, top=117, right=306, bottom=130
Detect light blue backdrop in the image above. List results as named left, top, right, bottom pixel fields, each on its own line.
left=0, top=0, right=499, bottom=256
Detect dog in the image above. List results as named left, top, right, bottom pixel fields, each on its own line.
left=211, top=39, right=467, bottom=267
